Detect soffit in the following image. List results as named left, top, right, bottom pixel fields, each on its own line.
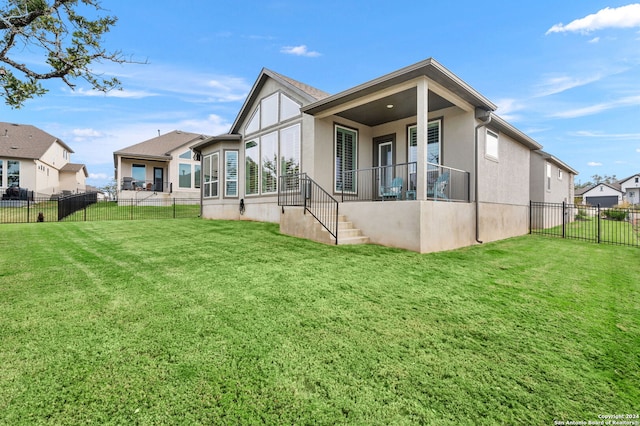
left=335, top=88, right=454, bottom=126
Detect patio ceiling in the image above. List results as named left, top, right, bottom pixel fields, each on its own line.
left=334, top=88, right=454, bottom=127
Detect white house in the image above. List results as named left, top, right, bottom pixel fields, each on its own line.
left=581, top=183, right=623, bottom=208
left=618, top=174, right=640, bottom=206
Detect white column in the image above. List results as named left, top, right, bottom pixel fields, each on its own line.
left=416, top=77, right=429, bottom=200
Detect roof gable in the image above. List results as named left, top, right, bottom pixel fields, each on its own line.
left=0, top=122, right=73, bottom=160
left=617, top=173, right=640, bottom=185
left=230, top=68, right=330, bottom=134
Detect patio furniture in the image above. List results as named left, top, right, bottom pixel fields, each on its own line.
left=428, top=172, right=449, bottom=200
left=381, top=177, right=403, bottom=200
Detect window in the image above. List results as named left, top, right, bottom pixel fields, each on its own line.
left=194, top=164, right=201, bottom=188
left=0, top=160, right=3, bottom=186
left=546, top=163, right=552, bottom=191
left=203, top=153, right=219, bottom=198
left=7, top=160, right=19, bottom=186
left=335, top=125, right=358, bottom=193
left=558, top=169, right=563, bottom=180
left=408, top=119, right=442, bottom=166
left=261, top=132, right=278, bottom=194
left=179, top=150, right=191, bottom=159
left=179, top=164, right=191, bottom=188
left=245, top=92, right=301, bottom=136
left=132, top=164, right=145, bottom=183
left=280, top=124, right=301, bottom=177
left=261, top=93, right=279, bottom=128
left=635, top=177, right=639, bottom=183
left=486, top=130, right=499, bottom=160
left=245, top=140, right=259, bottom=195
left=225, top=151, right=238, bottom=197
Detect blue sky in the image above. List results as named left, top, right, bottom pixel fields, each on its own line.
left=2, top=0, right=640, bottom=187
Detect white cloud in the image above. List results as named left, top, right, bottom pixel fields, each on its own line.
left=280, top=45, right=321, bottom=57
left=72, top=88, right=157, bottom=99
left=72, top=128, right=104, bottom=138
left=89, top=173, right=110, bottom=180
left=588, top=37, right=600, bottom=43
left=547, top=4, right=640, bottom=34
left=534, top=73, right=604, bottom=97
left=588, top=161, right=603, bottom=166
left=551, top=94, right=640, bottom=118
left=571, top=130, right=640, bottom=140
left=636, top=148, right=640, bottom=153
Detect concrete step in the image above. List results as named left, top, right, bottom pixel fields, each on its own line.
left=338, top=236, right=370, bottom=245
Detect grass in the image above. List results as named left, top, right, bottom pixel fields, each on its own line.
left=1, top=219, right=638, bottom=424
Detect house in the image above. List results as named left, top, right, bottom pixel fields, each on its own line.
left=114, top=130, right=209, bottom=201
left=618, top=174, right=640, bottom=206
left=0, top=122, right=88, bottom=198
left=530, top=150, right=577, bottom=204
left=580, top=182, right=623, bottom=208
left=192, top=58, right=574, bottom=253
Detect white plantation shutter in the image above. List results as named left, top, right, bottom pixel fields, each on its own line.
left=261, top=132, right=278, bottom=194
left=225, top=151, right=238, bottom=197
left=245, top=140, right=259, bottom=195
left=427, top=120, right=441, bottom=164
left=335, top=126, right=357, bottom=192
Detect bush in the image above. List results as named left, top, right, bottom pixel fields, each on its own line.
left=575, top=208, right=588, bottom=220
left=603, top=209, right=627, bottom=221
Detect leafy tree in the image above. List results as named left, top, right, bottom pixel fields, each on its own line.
left=0, top=0, right=138, bottom=108
left=99, top=178, right=116, bottom=200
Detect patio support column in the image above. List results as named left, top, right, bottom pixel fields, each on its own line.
left=416, top=77, right=429, bottom=200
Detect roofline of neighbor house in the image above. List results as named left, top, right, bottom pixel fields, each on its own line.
left=535, top=150, right=579, bottom=175
left=302, top=57, right=497, bottom=116
left=190, top=134, right=242, bottom=153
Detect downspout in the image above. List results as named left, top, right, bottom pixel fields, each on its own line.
left=474, top=109, right=492, bottom=244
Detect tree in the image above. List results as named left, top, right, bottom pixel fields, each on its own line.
left=0, top=0, right=138, bottom=108
left=99, top=178, right=116, bottom=200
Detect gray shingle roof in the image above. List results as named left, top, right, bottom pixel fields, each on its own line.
left=114, top=130, right=209, bottom=160
left=0, top=122, right=73, bottom=159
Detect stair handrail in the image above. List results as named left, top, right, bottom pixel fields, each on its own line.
left=278, top=173, right=339, bottom=245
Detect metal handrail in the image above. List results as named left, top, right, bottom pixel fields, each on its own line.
left=278, top=173, right=339, bottom=244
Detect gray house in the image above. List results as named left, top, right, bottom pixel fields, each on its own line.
left=192, top=58, right=574, bottom=253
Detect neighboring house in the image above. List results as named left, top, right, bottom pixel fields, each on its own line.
left=618, top=174, right=640, bottom=206
left=0, top=122, right=88, bottom=198
left=192, top=58, right=574, bottom=253
left=530, top=150, right=577, bottom=204
left=114, top=130, right=209, bottom=201
left=580, top=183, right=623, bottom=208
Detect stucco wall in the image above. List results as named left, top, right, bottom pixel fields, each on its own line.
left=478, top=128, right=531, bottom=206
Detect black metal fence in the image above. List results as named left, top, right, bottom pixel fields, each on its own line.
left=530, top=201, right=640, bottom=247
left=0, top=197, right=200, bottom=224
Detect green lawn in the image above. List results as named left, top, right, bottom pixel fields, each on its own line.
left=1, top=220, right=638, bottom=424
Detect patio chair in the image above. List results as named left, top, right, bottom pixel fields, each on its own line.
left=428, top=172, right=449, bottom=200
left=380, top=177, right=403, bottom=201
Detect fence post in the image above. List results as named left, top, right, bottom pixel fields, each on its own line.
left=27, top=197, right=30, bottom=223
left=173, top=198, right=176, bottom=218
left=562, top=201, right=566, bottom=239
left=597, top=204, right=601, bottom=244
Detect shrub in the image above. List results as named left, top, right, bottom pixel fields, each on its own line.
left=603, top=209, right=627, bottom=221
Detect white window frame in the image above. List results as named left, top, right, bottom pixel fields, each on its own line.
left=334, top=124, right=358, bottom=194
left=485, top=130, right=499, bottom=161
left=224, top=150, right=238, bottom=198
left=203, top=152, right=219, bottom=198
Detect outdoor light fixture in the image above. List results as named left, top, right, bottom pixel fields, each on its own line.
left=386, top=104, right=394, bottom=109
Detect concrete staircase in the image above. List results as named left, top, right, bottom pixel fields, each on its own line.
left=336, top=214, right=370, bottom=245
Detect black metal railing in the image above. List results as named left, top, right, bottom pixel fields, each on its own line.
left=0, top=197, right=200, bottom=224
left=340, top=162, right=470, bottom=202
left=58, top=192, right=98, bottom=221
left=278, top=173, right=339, bottom=244
left=530, top=201, right=640, bottom=247
left=120, top=177, right=172, bottom=193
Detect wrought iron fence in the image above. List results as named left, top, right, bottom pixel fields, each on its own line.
left=0, top=197, right=200, bottom=224
left=278, top=173, right=339, bottom=244
left=530, top=201, right=640, bottom=247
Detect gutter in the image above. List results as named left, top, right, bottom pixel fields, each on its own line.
left=474, top=109, right=492, bottom=244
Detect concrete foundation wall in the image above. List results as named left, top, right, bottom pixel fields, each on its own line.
left=202, top=200, right=281, bottom=223
left=279, top=206, right=335, bottom=245
left=477, top=202, right=529, bottom=243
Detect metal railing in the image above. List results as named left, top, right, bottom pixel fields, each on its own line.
left=120, top=177, right=172, bottom=193
left=278, top=173, right=339, bottom=244
left=58, top=192, right=98, bottom=221
left=530, top=201, right=640, bottom=247
left=340, top=162, right=470, bottom=202
left=1, top=197, right=200, bottom=224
